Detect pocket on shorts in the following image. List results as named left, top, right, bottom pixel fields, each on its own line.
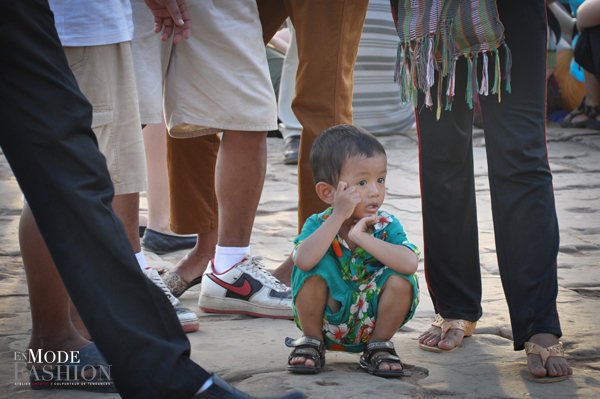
left=91, top=106, right=120, bottom=184
left=63, top=46, right=89, bottom=71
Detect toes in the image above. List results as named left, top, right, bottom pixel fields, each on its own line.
left=378, top=362, right=390, bottom=371
left=438, top=329, right=465, bottom=351
left=290, top=356, right=305, bottom=365
left=546, top=358, right=572, bottom=377
left=527, top=354, right=547, bottom=378
left=290, top=356, right=315, bottom=368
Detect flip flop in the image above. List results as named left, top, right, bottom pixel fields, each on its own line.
left=524, top=342, right=570, bottom=383
left=29, top=343, right=117, bottom=392
left=419, top=314, right=477, bottom=353
left=162, top=270, right=203, bottom=298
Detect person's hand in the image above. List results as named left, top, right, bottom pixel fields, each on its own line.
left=348, top=214, right=377, bottom=244
left=144, top=0, right=191, bottom=43
left=331, top=182, right=360, bottom=221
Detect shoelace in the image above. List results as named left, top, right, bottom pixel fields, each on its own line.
left=240, top=255, right=289, bottom=292
left=144, top=269, right=180, bottom=307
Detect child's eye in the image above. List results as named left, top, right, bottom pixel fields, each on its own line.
left=358, top=180, right=367, bottom=186
left=378, top=178, right=385, bottom=183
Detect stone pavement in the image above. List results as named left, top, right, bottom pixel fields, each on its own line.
left=0, top=126, right=599, bottom=398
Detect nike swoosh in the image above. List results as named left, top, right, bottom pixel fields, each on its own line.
left=207, top=274, right=252, bottom=296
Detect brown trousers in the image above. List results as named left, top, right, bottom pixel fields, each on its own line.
left=168, top=0, right=369, bottom=235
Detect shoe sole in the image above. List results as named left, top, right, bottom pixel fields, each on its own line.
left=198, top=292, right=293, bottom=319
left=180, top=320, right=200, bottom=333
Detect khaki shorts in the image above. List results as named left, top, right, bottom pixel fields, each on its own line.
left=131, top=0, right=277, bottom=137
left=64, top=42, right=147, bottom=195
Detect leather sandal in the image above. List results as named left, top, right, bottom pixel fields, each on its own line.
left=359, top=340, right=405, bottom=378
left=583, top=101, right=600, bottom=130
left=162, top=271, right=203, bottom=298
left=524, top=342, right=569, bottom=383
left=561, top=96, right=600, bottom=130
left=285, top=336, right=325, bottom=374
left=419, top=314, right=477, bottom=353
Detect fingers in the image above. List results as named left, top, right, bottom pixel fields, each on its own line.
left=161, top=0, right=184, bottom=26
left=337, top=181, right=348, bottom=191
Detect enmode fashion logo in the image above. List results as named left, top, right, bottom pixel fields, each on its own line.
left=13, top=349, right=112, bottom=388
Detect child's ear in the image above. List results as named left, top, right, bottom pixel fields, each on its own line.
left=315, top=182, right=335, bottom=204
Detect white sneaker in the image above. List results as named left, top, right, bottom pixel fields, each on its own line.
left=198, top=255, right=293, bottom=319
left=143, top=268, right=200, bottom=333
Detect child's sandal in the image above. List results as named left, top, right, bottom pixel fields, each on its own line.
left=359, top=340, right=405, bottom=378
left=285, top=336, right=326, bottom=374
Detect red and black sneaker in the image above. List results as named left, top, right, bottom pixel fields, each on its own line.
left=198, top=255, right=293, bottom=319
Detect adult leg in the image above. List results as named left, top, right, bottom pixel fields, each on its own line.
left=415, top=56, right=482, bottom=351
left=286, top=0, right=370, bottom=229
left=19, top=205, right=91, bottom=364
left=0, top=1, right=208, bottom=397
left=480, top=0, right=571, bottom=378
left=166, top=133, right=219, bottom=285
left=216, top=131, right=267, bottom=247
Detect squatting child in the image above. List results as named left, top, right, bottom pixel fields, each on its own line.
left=285, top=124, right=420, bottom=378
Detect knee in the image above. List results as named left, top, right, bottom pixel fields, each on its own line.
left=296, top=275, right=329, bottom=302
left=383, top=274, right=413, bottom=296
left=302, top=275, right=328, bottom=291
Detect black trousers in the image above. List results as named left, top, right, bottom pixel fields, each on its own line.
left=0, top=1, right=209, bottom=397
left=415, top=0, right=561, bottom=350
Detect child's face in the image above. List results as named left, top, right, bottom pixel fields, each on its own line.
left=337, top=154, right=387, bottom=220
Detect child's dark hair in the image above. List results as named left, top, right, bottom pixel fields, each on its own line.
left=309, top=124, right=386, bottom=186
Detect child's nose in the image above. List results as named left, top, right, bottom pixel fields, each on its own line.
left=368, top=183, right=379, bottom=196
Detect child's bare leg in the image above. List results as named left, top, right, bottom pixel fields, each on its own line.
left=290, top=275, right=331, bottom=367
left=370, top=275, right=413, bottom=371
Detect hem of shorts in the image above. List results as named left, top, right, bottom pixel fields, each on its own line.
left=168, top=118, right=277, bottom=139
left=170, top=221, right=218, bottom=236
left=113, top=181, right=148, bottom=196
left=140, top=116, right=163, bottom=126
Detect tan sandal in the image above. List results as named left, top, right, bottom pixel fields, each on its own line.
left=419, top=314, right=477, bottom=353
left=524, top=342, right=569, bottom=383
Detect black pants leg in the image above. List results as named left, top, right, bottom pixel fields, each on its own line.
left=416, top=54, right=483, bottom=323
left=480, top=0, right=561, bottom=350
left=416, top=0, right=561, bottom=350
left=0, top=1, right=209, bottom=397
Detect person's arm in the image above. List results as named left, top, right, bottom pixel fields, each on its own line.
left=577, top=0, right=600, bottom=31
left=348, top=215, right=418, bottom=275
left=294, top=182, right=360, bottom=271
left=548, top=1, right=577, bottom=37
left=144, top=0, right=192, bottom=43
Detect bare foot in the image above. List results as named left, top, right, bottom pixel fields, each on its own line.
left=418, top=320, right=466, bottom=351
left=526, top=333, right=573, bottom=378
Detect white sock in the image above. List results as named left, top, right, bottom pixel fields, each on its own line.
left=195, top=377, right=213, bottom=394
left=213, top=245, right=249, bottom=274
left=135, top=251, right=150, bottom=270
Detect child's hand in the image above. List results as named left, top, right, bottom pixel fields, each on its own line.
left=348, top=214, right=378, bottom=244
left=332, top=181, right=361, bottom=220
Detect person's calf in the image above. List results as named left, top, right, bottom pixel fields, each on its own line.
left=272, top=254, right=293, bottom=286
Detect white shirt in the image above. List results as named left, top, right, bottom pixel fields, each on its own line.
left=48, top=0, right=134, bottom=46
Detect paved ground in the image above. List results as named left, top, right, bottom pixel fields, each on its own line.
left=0, top=125, right=599, bottom=398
